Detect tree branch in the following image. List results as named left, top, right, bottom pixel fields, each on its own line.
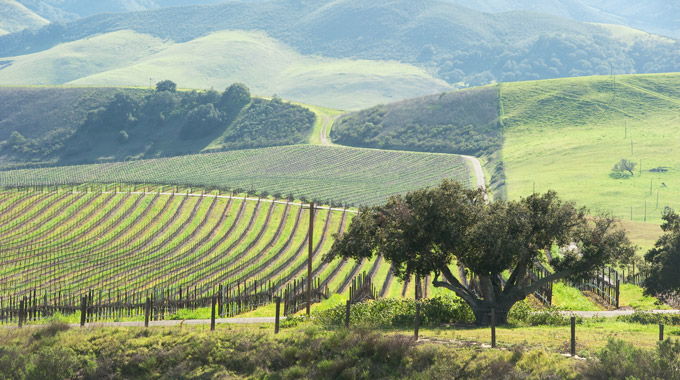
left=503, top=259, right=527, bottom=295
left=432, top=265, right=478, bottom=306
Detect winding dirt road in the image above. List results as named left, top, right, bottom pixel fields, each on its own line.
left=319, top=113, right=338, bottom=146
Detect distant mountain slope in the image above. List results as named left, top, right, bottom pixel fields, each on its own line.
left=0, top=0, right=678, bottom=108
left=0, top=0, right=48, bottom=35
left=0, top=30, right=452, bottom=110
left=447, top=0, right=680, bottom=39
left=15, top=0, right=261, bottom=20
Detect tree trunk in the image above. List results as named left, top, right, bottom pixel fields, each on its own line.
left=471, top=300, right=513, bottom=326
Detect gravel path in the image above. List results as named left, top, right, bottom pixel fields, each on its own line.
left=561, top=309, right=680, bottom=318
left=461, top=155, right=485, bottom=190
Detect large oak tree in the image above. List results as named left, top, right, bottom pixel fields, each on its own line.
left=326, top=180, right=635, bottom=325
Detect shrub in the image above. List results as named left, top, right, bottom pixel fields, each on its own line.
left=583, top=338, right=680, bottom=380
left=0, top=346, right=27, bottom=380
left=26, top=345, right=78, bottom=380
left=31, top=321, right=70, bottom=341
left=313, top=295, right=474, bottom=328
left=618, top=311, right=680, bottom=325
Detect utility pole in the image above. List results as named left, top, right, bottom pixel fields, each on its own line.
left=307, top=202, right=314, bottom=316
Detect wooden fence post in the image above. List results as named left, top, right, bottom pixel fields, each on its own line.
left=345, top=300, right=351, bottom=328
left=80, top=296, right=87, bottom=327
left=18, top=298, right=24, bottom=328
left=210, top=296, right=216, bottom=331
left=275, top=297, right=281, bottom=334
left=660, top=324, right=664, bottom=341
left=615, top=279, right=620, bottom=308
left=144, top=298, right=149, bottom=328
left=491, top=308, right=496, bottom=348
left=414, top=301, right=420, bottom=341
left=570, top=317, right=576, bottom=357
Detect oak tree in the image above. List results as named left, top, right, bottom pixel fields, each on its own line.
left=326, top=180, right=635, bottom=325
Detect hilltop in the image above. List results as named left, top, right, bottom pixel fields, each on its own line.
left=0, top=0, right=678, bottom=109
left=0, top=0, right=47, bottom=35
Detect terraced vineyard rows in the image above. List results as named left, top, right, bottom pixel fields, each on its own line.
left=0, top=145, right=472, bottom=207
left=0, top=187, right=409, bottom=315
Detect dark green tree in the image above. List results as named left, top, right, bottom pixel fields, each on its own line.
left=155, top=80, right=177, bottom=93
left=325, top=180, right=635, bottom=325
left=612, top=158, right=637, bottom=176
left=219, top=83, right=251, bottom=112
left=643, top=209, right=680, bottom=297
left=180, top=103, right=223, bottom=140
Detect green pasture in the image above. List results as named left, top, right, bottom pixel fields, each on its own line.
left=500, top=73, right=680, bottom=227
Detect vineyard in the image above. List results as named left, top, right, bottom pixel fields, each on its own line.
left=0, top=145, right=472, bottom=207
left=0, top=185, right=427, bottom=322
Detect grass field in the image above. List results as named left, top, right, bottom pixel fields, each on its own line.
left=501, top=73, right=680, bottom=226
left=0, top=29, right=452, bottom=110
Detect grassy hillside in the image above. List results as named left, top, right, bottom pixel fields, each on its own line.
left=0, top=0, right=47, bottom=36
left=1, top=0, right=678, bottom=109
left=500, top=73, right=680, bottom=225
left=0, top=30, right=452, bottom=110
left=0, top=145, right=472, bottom=207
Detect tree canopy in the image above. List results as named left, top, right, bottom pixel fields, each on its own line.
left=155, top=80, right=177, bottom=93
left=643, top=209, right=680, bottom=297
left=325, top=180, right=635, bottom=325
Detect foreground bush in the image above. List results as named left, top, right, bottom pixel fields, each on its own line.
left=584, top=338, right=680, bottom=380
left=0, top=322, right=583, bottom=379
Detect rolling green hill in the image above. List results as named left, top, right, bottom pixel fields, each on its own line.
left=0, top=30, right=452, bottom=110
left=1, top=0, right=678, bottom=109
left=0, top=0, right=47, bottom=36
left=501, top=73, right=680, bottom=225
left=332, top=73, right=680, bottom=227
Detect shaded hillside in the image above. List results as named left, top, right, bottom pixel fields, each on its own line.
left=331, top=86, right=501, bottom=156
left=0, top=0, right=677, bottom=101
left=0, top=83, right=315, bottom=167
left=0, top=0, right=47, bottom=35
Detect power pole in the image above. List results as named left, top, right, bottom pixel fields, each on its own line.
left=307, top=202, right=314, bottom=316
